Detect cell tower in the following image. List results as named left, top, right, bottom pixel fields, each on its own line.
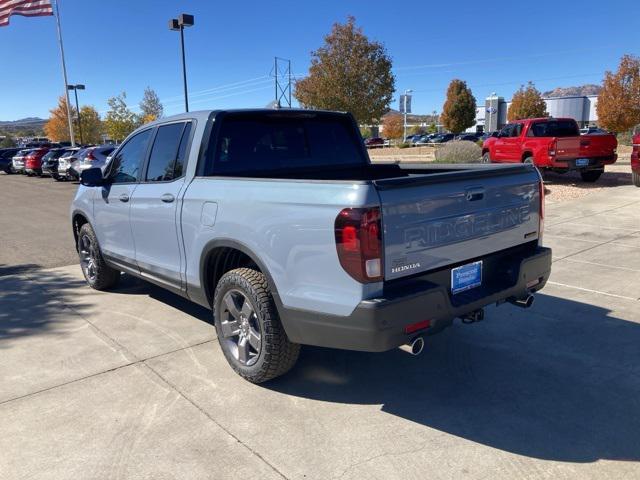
left=270, top=57, right=292, bottom=108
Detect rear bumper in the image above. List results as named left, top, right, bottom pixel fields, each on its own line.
left=279, top=245, right=552, bottom=352
left=548, top=155, right=617, bottom=170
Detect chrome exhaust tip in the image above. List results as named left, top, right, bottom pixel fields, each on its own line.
left=400, top=336, right=425, bottom=356
left=508, top=294, right=535, bottom=309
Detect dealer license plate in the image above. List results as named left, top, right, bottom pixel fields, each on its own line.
left=451, top=261, right=482, bottom=294
left=576, top=158, right=589, bottom=167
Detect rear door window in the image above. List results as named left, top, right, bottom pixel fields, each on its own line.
left=528, top=120, right=579, bottom=137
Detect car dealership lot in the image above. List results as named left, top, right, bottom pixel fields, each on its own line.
left=1, top=174, right=639, bottom=479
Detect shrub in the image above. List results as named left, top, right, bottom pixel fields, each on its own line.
left=434, top=140, right=482, bottom=163
left=397, top=142, right=411, bottom=149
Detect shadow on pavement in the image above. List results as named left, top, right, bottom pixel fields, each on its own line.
left=267, top=293, right=640, bottom=464
left=0, top=264, right=89, bottom=343
left=544, top=170, right=632, bottom=189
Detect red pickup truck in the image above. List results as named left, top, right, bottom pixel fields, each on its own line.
left=632, top=134, right=640, bottom=187
left=482, top=118, right=617, bottom=182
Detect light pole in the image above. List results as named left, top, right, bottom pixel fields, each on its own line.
left=67, top=84, right=85, bottom=145
left=402, top=89, right=413, bottom=142
left=169, top=13, right=194, bottom=112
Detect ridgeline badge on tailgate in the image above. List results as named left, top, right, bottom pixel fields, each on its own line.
left=404, top=204, right=531, bottom=249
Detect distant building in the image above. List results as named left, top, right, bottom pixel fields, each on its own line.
left=473, top=94, right=600, bottom=132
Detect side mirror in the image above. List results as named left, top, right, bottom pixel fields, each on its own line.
left=80, top=167, right=105, bottom=187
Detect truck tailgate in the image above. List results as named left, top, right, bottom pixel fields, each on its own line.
left=555, top=137, right=581, bottom=160
left=579, top=134, right=617, bottom=158
left=375, top=165, right=541, bottom=281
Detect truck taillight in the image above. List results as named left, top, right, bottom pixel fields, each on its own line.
left=548, top=140, right=556, bottom=157
left=335, top=207, right=383, bottom=283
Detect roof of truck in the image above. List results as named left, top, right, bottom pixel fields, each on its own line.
left=144, top=108, right=350, bottom=127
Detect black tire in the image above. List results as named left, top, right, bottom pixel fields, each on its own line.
left=523, top=155, right=534, bottom=165
left=580, top=169, right=603, bottom=183
left=77, top=223, right=120, bottom=290
left=633, top=171, right=640, bottom=187
left=213, top=268, right=300, bottom=383
left=481, top=152, right=491, bottom=163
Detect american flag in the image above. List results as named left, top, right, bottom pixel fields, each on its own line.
left=0, top=0, right=53, bottom=27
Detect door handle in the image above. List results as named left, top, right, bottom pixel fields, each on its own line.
left=161, top=193, right=175, bottom=203
left=119, top=194, right=129, bottom=202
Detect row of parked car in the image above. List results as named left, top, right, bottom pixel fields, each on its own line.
left=0, top=145, right=115, bottom=180
left=364, top=131, right=490, bottom=148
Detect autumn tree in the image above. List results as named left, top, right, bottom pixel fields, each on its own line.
left=382, top=114, right=403, bottom=139
left=597, top=54, right=640, bottom=133
left=44, top=96, right=77, bottom=142
left=139, top=86, right=163, bottom=124
left=79, top=106, right=103, bottom=144
left=441, top=79, right=476, bottom=134
left=294, top=16, right=395, bottom=125
left=508, top=82, right=548, bottom=121
left=104, top=92, right=137, bottom=142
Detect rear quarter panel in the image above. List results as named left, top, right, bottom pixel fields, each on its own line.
left=181, top=178, right=382, bottom=316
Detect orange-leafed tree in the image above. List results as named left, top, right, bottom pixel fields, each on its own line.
left=597, top=54, right=640, bottom=132
left=44, top=96, right=76, bottom=142
left=382, top=114, right=403, bottom=139
left=508, top=82, right=548, bottom=121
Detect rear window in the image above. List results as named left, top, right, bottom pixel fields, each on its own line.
left=528, top=120, right=579, bottom=137
left=206, top=113, right=367, bottom=176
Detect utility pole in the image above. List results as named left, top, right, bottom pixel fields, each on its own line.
left=271, top=57, right=292, bottom=108
left=53, top=0, right=75, bottom=146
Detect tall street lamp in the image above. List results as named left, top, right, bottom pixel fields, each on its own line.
left=67, top=84, right=85, bottom=145
left=169, top=13, right=194, bottom=112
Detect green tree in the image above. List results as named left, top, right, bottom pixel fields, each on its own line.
left=139, top=87, right=164, bottom=124
left=427, top=122, right=438, bottom=134
left=409, top=125, right=425, bottom=135
left=597, top=54, right=640, bottom=133
left=79, top=106, right=103, bottom=144
left=359, top=127, right=372, bottom=139
left=1, top=135, right=16, bottom=147
left=441, top=79, right=476, bottom=134
left=508, top=82, right=548, bottom=121
left=104, top=92, right=137, bottom=142
left=294, top=16, right=395, bottom=124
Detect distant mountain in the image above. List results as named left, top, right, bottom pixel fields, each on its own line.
left=542, top=84, right=602, bottom=98
left=0, top=117, right=47, bottom=127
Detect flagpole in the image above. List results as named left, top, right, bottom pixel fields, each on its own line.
left=53, top=0, right=75, bottom=146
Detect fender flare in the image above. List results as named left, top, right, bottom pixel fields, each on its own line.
left=196, top=238, right=282, bottom=308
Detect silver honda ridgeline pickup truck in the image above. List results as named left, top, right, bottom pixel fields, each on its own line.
left=71, top=109, right=551, bottom=383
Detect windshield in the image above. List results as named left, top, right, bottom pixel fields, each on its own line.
left=529, top=120, right=579, bottom=137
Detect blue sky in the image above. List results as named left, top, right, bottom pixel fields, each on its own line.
left=1, top=0, right=638, bottom=120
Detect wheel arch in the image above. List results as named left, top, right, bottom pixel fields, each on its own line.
left=522, top=151, right=534, bottom=161
left=71, top=209, right=91, bottom=249
left=198, top=239, right=282, bottom=311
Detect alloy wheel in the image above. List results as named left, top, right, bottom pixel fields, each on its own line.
left=219, top=289, right=262, bottom=366
left=79, top=234, right=97, bottom=282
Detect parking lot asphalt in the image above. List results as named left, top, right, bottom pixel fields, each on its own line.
left=0, top=174, right=77, bottom=275
left=1, top=173, right=639, bottom=479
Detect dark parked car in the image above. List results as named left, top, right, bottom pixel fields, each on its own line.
left=430, top=133, right=455, bottom=143
left=364, top=137, right=385, bottom=149
left=42, top=148, right=75, bottom=179
left=455, top=133, right=481, bottom=142
left=0, top=148, right=21, bottom=173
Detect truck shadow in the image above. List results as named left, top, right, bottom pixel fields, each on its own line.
left=267, top=293, right=640, bottom=464
left=544, top=170, right=632, bottom=190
